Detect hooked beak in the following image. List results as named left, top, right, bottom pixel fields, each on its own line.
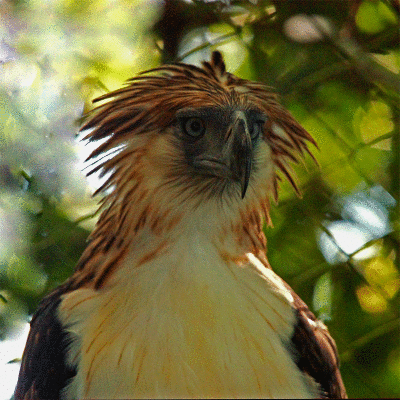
left=193, top=111, right=253, bottom=199
left=230, top=113, right=252, bottom=198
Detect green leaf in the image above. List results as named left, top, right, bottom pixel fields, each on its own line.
left=356, top=0, right=398, bottom=34
left=313, top=272, right=333, bottom=321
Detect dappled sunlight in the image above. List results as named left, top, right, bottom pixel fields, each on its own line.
left=283, top=14, right=332, bottom=43
left=356, top=284, right=388, bottom=313
left=0, top=322, right=29, bottom=400
left=0, top=207, right=22, bottom=264
left=319, top=220, right=377, bottom=264
left=356, top=255, right=400, bottom=313
left=178, top=24, right=250, bottom=70
left=318, top=186, right=396, bottom=264
left=317, top=186, right=398, bottom=317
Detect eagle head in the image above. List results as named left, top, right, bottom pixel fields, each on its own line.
left=81, top=52, right=316, bottom=237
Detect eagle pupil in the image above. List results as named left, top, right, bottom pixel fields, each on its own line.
left=191, top=121, right=200, bottom=131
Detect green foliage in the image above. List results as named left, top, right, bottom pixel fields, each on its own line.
left=0, top=0, right=399, bottom=397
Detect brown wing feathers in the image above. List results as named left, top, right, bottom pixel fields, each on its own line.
left=289, top=287, right=347, bottom=399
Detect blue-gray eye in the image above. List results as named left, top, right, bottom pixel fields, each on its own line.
left=183, top=117, right=205, bottom=138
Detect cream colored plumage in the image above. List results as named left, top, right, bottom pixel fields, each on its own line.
left=15, top=52, right=346, bottom=399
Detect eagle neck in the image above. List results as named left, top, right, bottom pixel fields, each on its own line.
left=69, top=193, right=270, bottom=290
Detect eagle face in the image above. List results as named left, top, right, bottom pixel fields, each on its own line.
left=139, top=101, right=276, bottom=216
left=81, top=51, right=316, bottom=220
left=169, top=105, right=268, bottom=200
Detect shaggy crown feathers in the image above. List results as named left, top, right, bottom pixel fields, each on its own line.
left=81, top=51, right=316, bottom=202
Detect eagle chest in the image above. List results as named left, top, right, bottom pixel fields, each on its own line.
left=59, top=243, right=316, bottom=399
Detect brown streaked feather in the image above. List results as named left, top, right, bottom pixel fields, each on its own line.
left=287, top=285, right=347, bottom=399
left=274, top=159, right=301, bottom=196
left=93, top=239, right=131, bottom=289
left=80, top=51, right=316, bottom=202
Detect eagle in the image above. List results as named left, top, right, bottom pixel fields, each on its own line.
left=15, top=51, right=347, bottom=399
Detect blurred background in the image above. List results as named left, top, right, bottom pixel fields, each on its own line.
left=0, top=0, right=399, bottom=398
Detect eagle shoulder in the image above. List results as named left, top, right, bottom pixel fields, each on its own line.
left=14, top=284, right=76, bottom=400
left=288, top=286, right=347, bottom=399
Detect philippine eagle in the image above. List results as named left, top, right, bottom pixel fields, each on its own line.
left=15, top=52, right=346, bottom=399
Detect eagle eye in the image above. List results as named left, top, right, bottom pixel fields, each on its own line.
left=183, top=117, right=206, bottom=138
left=250, top=121, right=264, bottom=139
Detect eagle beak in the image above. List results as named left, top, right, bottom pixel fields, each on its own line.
left=230, top=112, right=252, bottom=199
left=192, top=111, right=253, bottom=199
